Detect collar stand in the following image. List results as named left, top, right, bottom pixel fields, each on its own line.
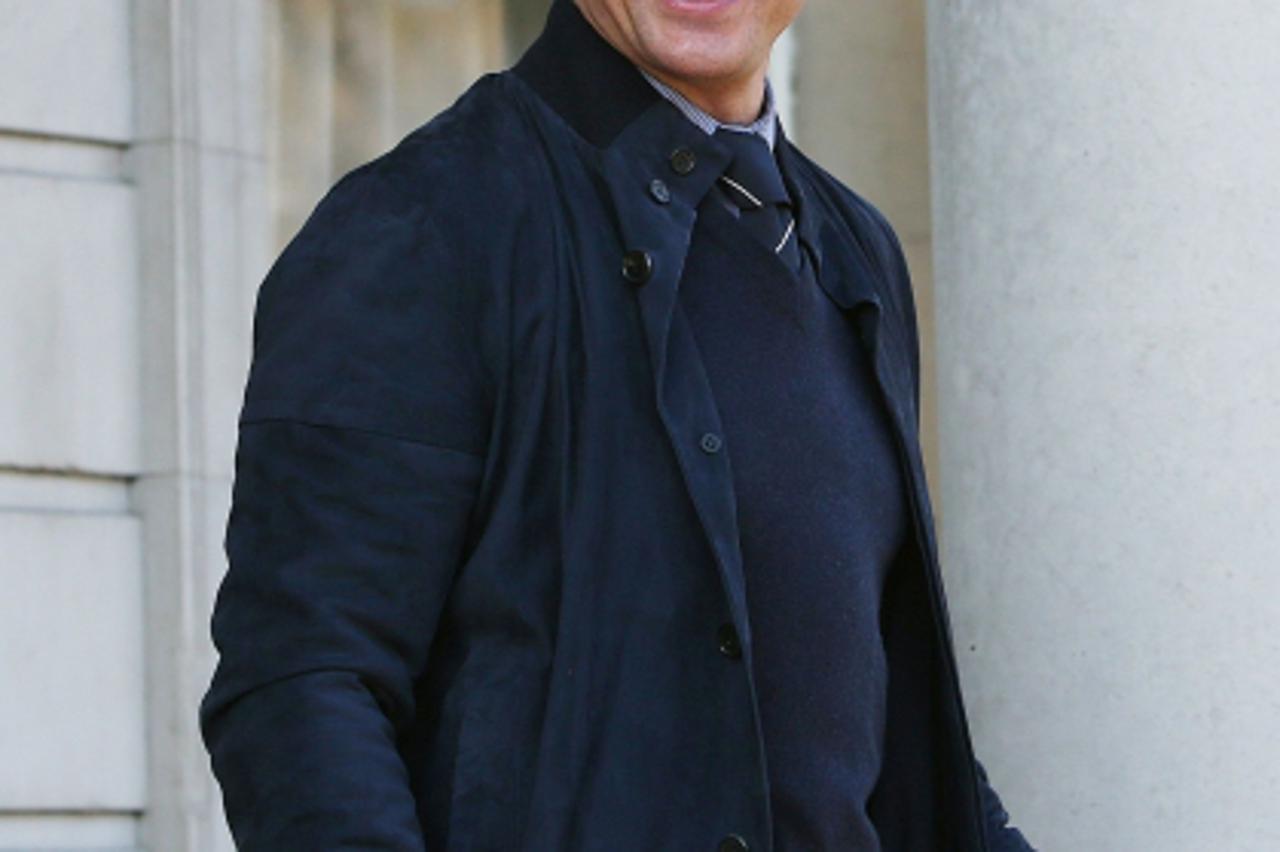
left=511, top=0, right=827, bottom=278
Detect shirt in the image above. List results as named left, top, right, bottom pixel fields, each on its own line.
left=638, top=66, right=780, bottom=150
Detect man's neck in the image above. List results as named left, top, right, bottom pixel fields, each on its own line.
left=637, top=64, right=768, bottom=125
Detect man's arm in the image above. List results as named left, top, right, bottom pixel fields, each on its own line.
left=199, top=146, right=499, bottom=849
left=202, top=424, right=482, bottom=850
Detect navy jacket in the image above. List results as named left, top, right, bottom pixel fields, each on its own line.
left=200, top=1, right=1032, bottom=849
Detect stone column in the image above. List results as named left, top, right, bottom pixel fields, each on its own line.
left=270, top=0, right=509, bottom=250
left=131, top=1, right=268, bottom=849
left=927, top=3, right=1280, bottom=849
left=270, top=0, right=336, bottom=252
left=389, top=0, right=507, bottom=147
left=333, top=0, right=396, bottom=177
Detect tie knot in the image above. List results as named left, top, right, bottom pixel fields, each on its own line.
left=713, top=128, right=790, bottom=209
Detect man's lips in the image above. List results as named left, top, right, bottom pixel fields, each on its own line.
left=660, top=0, right=741, bottom=17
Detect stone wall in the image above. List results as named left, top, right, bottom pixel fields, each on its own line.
left=0, top=1, right=148, bottom=847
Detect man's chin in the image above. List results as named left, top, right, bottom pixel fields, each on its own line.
left=640, top=36, right=755, bottom=85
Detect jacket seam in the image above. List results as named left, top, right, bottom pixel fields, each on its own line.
left=238, top=414, right=487, bottom=459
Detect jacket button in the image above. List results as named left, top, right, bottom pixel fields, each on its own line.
left=717, top=834, right=749, bottom=852
left=621, top=250, right=653, bottom=284
left=717, top=622, right=742, bottom=659
left=699, top=432, right=722, bottom=454
left=649, top=178, right=671, bottom=204
left=669, top=146, right=697, bottom=175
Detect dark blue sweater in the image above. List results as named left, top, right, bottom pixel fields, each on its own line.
left=678, top=187, right=910, bottom=851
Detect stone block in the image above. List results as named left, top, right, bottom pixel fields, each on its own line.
left=0, top=511, right=146, bottom=810
left=0, top=173, right=139, bottom=475
left=0, top=0, right=132, bottom=141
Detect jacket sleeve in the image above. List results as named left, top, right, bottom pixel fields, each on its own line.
left=870, top=204, right=1037, bottom=852
left=199, top=146, right=500, bottom=850
left=976, top=759, right=1035, bottom=851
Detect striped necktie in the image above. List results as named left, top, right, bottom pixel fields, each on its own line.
left=713, top=127, right=803, bottom=274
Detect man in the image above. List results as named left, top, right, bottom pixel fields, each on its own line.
left=200, top=0, right=1034, bottom=849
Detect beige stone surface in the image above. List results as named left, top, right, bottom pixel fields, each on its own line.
left=269, top=0, right=336, bottom=247
left=270, top=0, right=508, bottom=249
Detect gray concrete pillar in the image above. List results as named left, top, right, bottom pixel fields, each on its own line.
left=927, top=3, right=1280, bottom=849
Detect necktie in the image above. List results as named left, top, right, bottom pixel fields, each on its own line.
left=713, top=127, right=803, bottom=274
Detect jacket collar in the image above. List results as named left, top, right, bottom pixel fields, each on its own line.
left=511, top=0, right=858, bottom=294
left=511, top=0, right=664, bottom=150
left=504, top=0, right=885, bottom=312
